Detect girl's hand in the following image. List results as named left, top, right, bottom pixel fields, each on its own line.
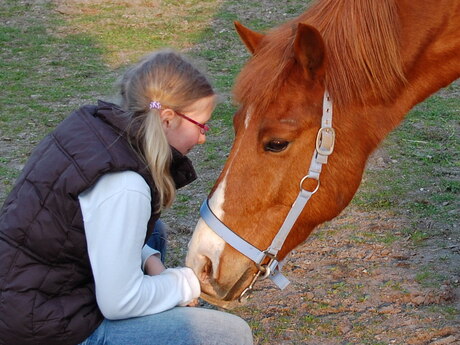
left=185, top=298, right=200, bottom=307
left=144, top=255, right=166, bottom=276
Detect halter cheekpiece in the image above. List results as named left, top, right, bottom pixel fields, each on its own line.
left=200, top=90, right=335, bottom=301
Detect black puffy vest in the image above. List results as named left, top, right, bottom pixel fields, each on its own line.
left=0, top=101, right=196, bottom=345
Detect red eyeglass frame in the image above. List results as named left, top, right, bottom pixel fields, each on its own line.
left=175, top=111, right=210, bottom=134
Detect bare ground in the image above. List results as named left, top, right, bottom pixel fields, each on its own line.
left=234, top=206, right=459, bottom=344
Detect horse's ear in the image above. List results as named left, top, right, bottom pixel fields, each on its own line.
left=293, top=23, right=325, bottom=80
left=234, top=21, right=265, bottom=55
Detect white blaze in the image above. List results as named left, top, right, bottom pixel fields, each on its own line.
left=186, top=174, right=227, bottom=277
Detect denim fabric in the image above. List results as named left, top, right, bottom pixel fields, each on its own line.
left=78, top=307, right=253, bottom=345
left=147, top=220, right=168, bottom=263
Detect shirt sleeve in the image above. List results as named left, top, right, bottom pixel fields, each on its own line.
left=78, top=171, right=200, bottom=319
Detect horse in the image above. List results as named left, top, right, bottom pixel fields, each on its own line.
left=185, top=0, right=460, bottom=308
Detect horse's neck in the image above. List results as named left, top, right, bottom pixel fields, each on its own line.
left=396, top=0, right=459, bottom=112
left=346, top=0, right=459, bottom=150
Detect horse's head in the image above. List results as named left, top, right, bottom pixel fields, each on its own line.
left=186, top=21, right=364, bottom=307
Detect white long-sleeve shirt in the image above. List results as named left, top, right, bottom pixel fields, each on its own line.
left=78, top=171, right=200, bottom=320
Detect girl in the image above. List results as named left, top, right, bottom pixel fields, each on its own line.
left=0, top=50, right=253, bottom=345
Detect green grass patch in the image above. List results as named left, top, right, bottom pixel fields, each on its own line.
left=426, top=305, right=459, bottom=320
left=0, top=3, right=112, bottom=141
left=59, top=0, right=222, bottom=66
left=415, top=266, right=447, bottom=288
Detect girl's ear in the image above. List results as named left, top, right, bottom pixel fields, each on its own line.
left=159, top=109, right=178, bottom=130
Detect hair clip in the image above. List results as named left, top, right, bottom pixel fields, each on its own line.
left=149, top=101, right=162, bottom=110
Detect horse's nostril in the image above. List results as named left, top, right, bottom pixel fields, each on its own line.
left=200, top=256, right=213, bottom=283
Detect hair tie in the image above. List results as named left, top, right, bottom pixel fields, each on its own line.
left=149, top=101, right=162, bottom=110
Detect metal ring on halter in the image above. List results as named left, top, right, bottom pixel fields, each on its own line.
left=299, top=175, right=320, bottom=194
left=259, top=264, right=271, bottom=280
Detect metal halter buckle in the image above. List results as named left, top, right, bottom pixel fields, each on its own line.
left=316, top=127, right=335, bottom=156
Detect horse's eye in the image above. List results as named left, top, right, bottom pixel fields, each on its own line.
left=264, top=139, right=290, bottom=152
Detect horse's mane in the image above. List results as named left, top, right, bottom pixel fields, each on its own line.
left=234, top=0, right=407, bottom=111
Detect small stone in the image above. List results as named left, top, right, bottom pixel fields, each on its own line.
left=339, top=322, right=352, bottom=334
left=379, top=305, right=400, bottom=314
left=411, top=295, right=425, bottom=305
left=305, top=292, right=314, bottom=300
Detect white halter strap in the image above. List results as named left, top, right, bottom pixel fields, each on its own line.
left=200, top=91, right=335, bottom=293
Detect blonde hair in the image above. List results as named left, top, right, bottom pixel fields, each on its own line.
left=118, top=50, right=214, bottom=212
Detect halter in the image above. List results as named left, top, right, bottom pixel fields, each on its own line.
left=200, top=91, right=335, bottom=300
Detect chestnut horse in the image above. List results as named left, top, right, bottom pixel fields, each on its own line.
left=186, top=0, right=459, bottom=307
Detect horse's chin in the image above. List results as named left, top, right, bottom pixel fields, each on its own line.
left=199, top=292, right=247, bottom=310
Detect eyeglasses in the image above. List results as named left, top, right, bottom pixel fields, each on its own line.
left=175, top=111, right=210, bottom=134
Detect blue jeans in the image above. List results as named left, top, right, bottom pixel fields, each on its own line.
left=79, top=221, right=253, bottom=345
left=146, top=219, right=168, bottom=263
left=79, top=307, right=253, bottom=345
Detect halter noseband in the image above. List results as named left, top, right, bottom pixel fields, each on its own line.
left=200, top=91, right=335, bottom=300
